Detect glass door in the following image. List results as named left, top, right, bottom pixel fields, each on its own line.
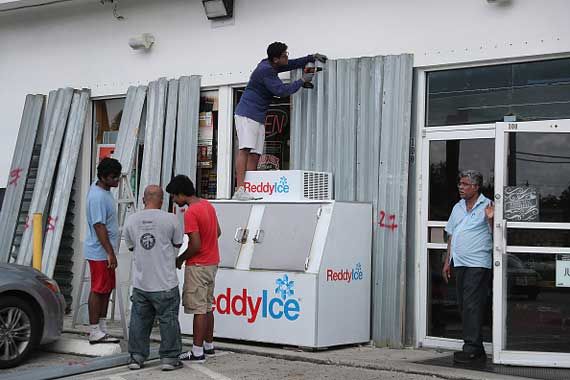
left=420, top=127, right=495, bottom=349
left=493, top=119, right=570, bottom=367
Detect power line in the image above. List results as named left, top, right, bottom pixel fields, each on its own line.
left=516, top=157, right=570, bottom=164
left=516, top=151, right=570, bottom=160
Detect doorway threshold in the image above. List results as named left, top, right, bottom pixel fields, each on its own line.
left=416, top=354, right=570, bottom=380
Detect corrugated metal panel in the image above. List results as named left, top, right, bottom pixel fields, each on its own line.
left=374, top=55, right=414, bottom=347
left=113, top=85, right=147, bottom=177
left=12, top=144, right=41, bottom=259
left=291, top=54, right=413, bottom=347
left=0, top=94, right=44, bottom=263
left=16, top=88, right=74, bottom=266
left=42, top=89, right=90, bottom=277
left=161, top=79, right=179, bottom=211
left=138, top=78, right=168, bottom=208
left=175, top=75, right=200, bottom=182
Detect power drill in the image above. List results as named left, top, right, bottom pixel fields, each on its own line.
left=302, top=62, right=323, bottom=89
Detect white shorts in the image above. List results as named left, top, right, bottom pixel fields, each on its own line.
left=235, top=115, right=265, bottom=155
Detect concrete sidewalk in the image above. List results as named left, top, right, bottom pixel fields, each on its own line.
left=57, top=318, right=526, bottom=380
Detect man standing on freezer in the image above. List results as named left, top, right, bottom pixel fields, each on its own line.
left=233, top=41, right=327, bottom=200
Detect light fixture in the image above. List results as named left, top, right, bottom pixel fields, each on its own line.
left=128, top=33, right=155, bottom=50
left=202, top=0, right=234, bottom=20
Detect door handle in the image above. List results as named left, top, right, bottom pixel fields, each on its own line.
left=234, top=227, right=248, bottom=244
left=502, top=219, right=507, bottom=250
left=495, top=219, right=507, bottom=267
left=252, top=229, right=265, bottom=244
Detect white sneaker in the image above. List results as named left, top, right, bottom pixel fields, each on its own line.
left=89, top=333, right=120, bottom=344
left=232, top=187, right=261, bottom=201
left=89, top=329, right=105, bottom=342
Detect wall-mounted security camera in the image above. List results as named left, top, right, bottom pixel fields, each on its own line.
left=128, top=33, right=155, bottom=50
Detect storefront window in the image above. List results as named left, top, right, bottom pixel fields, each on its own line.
left=92, top=98, right=125, bottom=178
left=427, top=58, right=570, bottom=127
left=232, top=89, right=291, bottom=180
left=196, top=91, right=218, bottom=199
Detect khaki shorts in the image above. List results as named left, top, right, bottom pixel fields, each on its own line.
left=183, top=265, right=218, bottom=315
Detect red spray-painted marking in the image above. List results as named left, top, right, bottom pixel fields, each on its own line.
left=47, top=216, right=58, bottom=232
left=9, top=168, right=23, bottom=186
left=378, top=210, right=398, bottom=231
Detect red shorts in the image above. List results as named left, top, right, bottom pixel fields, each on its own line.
left=88, top=260, right=116, bottom=294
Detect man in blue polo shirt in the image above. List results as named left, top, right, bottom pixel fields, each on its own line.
left=233, top=41, right=327, bottom=200
left=443, top=170, right=494, bottom=365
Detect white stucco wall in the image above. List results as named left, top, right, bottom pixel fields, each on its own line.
left=1, top=0, right=569, bottom=184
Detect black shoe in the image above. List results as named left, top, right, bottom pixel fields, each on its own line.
left=179, top=351, right=206, bottom=363
left=453, top=350, right=487, bottom=365
left=128, top=358, right=144, bottom=370
left=205, top=348, right=215, bottom=356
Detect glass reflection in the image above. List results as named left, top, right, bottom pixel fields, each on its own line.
left=506, top=253, right=570, bottom=352
left=429, top=139, right=495, bottom=220
left=507, top=229, right=570, bottom=247
left=506, top=133, right=570, bottom=223
left=428, top=250, right=492, bottom=340
left=427, top=58, right=570, bottom=127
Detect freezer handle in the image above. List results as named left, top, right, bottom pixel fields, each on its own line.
left=253, top=229, right=265, bottom=244
left=234, top=227, right=248, bottom=244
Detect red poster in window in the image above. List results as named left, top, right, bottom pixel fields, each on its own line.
left=97, top=144, right=115, bottom=164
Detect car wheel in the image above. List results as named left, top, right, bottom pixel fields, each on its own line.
left=0, top=296, right=41, bottom=369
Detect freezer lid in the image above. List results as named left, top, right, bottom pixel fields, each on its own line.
left=249, top=204, right=322, bottom=272
left=212, top=203, right=252, bottom=268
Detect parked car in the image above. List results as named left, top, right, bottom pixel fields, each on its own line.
left=507, top=254, right=541, bottom=300
left=0, top=263, right=65, bottom=368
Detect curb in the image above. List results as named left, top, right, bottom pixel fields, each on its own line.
left=60, top=328, right=521, bottom=380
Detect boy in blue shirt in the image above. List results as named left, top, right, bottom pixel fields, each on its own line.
left=85, top=157, right=122, bottom=344
left=233, top=42, right=327, bottom=200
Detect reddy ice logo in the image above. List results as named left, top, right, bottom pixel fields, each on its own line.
left=326, top=263, right=364, bottom=283
left=243, top=176, right=290, bottom=196
left=213, top=275, right=300, bottom=324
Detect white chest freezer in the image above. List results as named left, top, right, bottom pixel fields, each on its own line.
left=178, top=200, right=372, bottom=348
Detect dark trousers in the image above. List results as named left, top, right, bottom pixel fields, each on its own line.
left=454, top=266, right=491, bottom=354
left=129, top=286, right=182, bottom=364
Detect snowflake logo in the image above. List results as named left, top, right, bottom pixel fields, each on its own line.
left=355, top=262, right=362, bottom=272
left=278, top=176, right=288, bottom=186
left=275, top=274, right=295, bottom=300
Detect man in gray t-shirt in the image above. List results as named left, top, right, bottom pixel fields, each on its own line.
left=123, top=185, right=184, bottom=371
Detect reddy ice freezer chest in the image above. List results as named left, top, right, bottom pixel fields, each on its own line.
left=178, top=200, right=372, bottom=348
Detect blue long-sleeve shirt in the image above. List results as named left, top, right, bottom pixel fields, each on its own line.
left=235, top=55, right=315, bottom=124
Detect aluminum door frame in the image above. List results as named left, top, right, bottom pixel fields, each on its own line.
left=418, top=126, right=496, bottom=351
left=493, top=119, right=570, bottom=367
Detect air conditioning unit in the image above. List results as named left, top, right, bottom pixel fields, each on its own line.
left=243, top=170, right=332, bottom=201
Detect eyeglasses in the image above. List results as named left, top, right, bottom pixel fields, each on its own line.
left=457, top=182, right=474, bottom=188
